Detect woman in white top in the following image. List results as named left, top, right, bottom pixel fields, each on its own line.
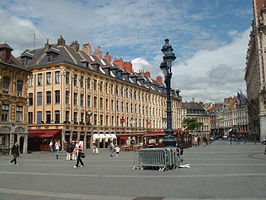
left=74, top=140, right=84, bottom=168
left=55, top=141, right=60, bottom=159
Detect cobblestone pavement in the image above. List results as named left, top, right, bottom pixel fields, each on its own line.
left=0, top=140, right=266, bottom=200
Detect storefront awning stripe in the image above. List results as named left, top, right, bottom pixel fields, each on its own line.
left=28, top=129, right=61, bottom=138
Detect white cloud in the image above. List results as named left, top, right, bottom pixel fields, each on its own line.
left=172, top=28, right=250, bottom=102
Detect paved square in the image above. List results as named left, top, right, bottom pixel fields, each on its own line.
left=0, top=140, right=266, bottom=200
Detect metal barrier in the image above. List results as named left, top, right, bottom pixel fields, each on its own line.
left=0, top=146, right=10, bottom=156
left=133, top=147, right=181, bottom=171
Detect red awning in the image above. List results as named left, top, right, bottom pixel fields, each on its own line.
left=116, top=133, right=145, bottom=137
left=144, top=131, right=166, bottom=136
left=28, top=129, right=61, bottom=138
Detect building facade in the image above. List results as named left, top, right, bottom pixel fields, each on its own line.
left=207, top=95, right=249, bottom=138
left=182, top=101, right=211, bottom=137
left=0, top=42, right=31, bottom=153
left=20, top=36, right=182, bottom=150
left=245, top=0, right=266, bottom=141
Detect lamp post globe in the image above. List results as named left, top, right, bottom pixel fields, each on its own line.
left=160, top=39, right=177, bottom=147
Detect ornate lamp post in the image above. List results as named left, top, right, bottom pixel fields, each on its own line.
left=160, top=39, right=177, bottom=147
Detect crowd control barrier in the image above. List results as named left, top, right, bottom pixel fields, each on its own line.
left=133, top=147, right=182, bottom=171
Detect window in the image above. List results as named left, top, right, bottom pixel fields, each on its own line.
left=111, top=100, right=114, bottom=111
left=74, top=112, right=78, bottom=123
left=65, top=111, right=69, bottom=122
left=28, top=112, right=33, bottom=124
left=105, top=83, right=108, bottom=93
left=87, top=78, right=91, bottom=89
left=81, top=113, right=84, bottom=123
left=46, top=111, right=51, bottom=123
left=80, top=94, right=84, bottom=106
left=1, top=104, right=9, bottom=121
left=121, top=87, right=124, bottom=97
left=106, top=115, right=109, bottom=126
left=37, top=92, right=42, bottom=105
left=21, top=57, right=28, bottom=66
left=55, top=71, right=60, bottom=84
left=115, top=86, right=118, bottom=96
left=106, top=99, right=109, bottom=110
left=93, top=80, right=97, bottom=90
left=3, top=77, right=9, bottom=93
left=74, top=93, right=77, bottom=105
left=94, top=97, right=97, bottom=108
left=65, top=91, right=69, bottom=104
left=100, top=98, right=103, bottom=109
left=17, top=80, right=23, bottom=95
left=46, top=72, right=51, bottom=85
left=99, top=81, right=103, bottom=91
left=28, top=75, right=33, bottom=87
left=94, top=114, right=97, bottom=125
left=55, top=110, right=60, bottom=123
left=100, top=115, right=103, bottom=125
left=110, top=84, right=113, bottom=94
left=55, top=90, right=60, bottom=104
left=74, top=74, right=77, bottom=87
left=37, top=111, right=42, bottom=124
left=126, top=103, right=128, bottom=112
left=116, top=100, right=119, bottom=111
left=29, top=93, right=33, bottom=106
left=47, top=53, right=53, bottom=62
left=121, top=102, right=124, bottom=112
left=37, top=74, right=42, bottom=86
left=87, top=95, right=91, bottom=107
left=46, top=91, right=51, bottom=104
left=80, top=76, right=84, bottom=88
left=126, top=88, right=128, bottom=98
left=65, top=72, right=70, bottom=85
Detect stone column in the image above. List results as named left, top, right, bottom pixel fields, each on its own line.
left=77, top=131, right=81, bottom=140
left=84, top=131, right=87, bottom=149
left=9, top=134, right=14, bottom=149
left=23, top=134, right=28, bottom=154
left=70, top=131, right=73, bottom=142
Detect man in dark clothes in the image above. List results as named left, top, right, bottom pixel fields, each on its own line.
left=10, top=142, right=19, bottom=165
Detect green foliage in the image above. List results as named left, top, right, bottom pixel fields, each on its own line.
left=182, top=118, right=203, bottom=131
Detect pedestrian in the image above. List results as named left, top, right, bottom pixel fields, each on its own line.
left=10, top=142, right=19, bottom=166
left=92, top=143, right=99, bottom=154
left=71, top=141, right=76, bottom=160
left=49, top=140, right=53, bottom=152
left=55, top=141, right=60, bottom=159
left=108, top=141, right=115, bottom=157
left=197, top=137, right=201, bottom=146
left=74, top=140, right=84, bottom=168
left=115, top=146, right=120, bottom=157
left=194, top=136, right=198, bottom=147
left=66, top=142, right=72, bottom=160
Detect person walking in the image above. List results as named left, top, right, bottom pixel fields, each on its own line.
left=115, top=146, right=120, bottom=157
left=71, top=141, right=76, bottom=160
left=92, top=143, right=99, bottom=154
left=55, top=141, right=61, bottom=159
left=66, top=142, right=72, bottom=160
left=10, top=142, right=19, bottom=166
left=74, top=140, right=84, bottom=168
left=108, top=141, right=115, bottom=157
left=49, top=140, right=53, bottom=152
left=194, top=136, right=198, bottom=147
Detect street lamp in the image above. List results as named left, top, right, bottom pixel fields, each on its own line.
left=160, top=39, right=177, bottom=147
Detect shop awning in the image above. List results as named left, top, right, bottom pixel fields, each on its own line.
left=189, top=132, right=209, bottom=135
left=144, top=131, right=166, bottom=136
left=116, top=133, right=145, bottom=137
left=28, top=129, right=61, bottom=138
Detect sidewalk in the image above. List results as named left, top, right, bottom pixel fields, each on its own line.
left=0, top=140, right=266, bottom=200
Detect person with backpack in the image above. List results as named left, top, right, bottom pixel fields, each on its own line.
left=74, top=140, right=84, bottom=168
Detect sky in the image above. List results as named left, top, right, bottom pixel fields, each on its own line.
left=0, top=0, right=253, bottom=102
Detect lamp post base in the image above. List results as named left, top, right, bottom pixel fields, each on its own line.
left=163, top=133, right=177, bottom=147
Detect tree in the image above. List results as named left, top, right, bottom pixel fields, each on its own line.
left=182, top=118, right=203, bottom=131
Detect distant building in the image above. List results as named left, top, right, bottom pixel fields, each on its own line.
left=245, top=0, right=266, bottom=141
left=19, top=36, right=182, bottom=150
left=206, top=95, right=249, bottom=137
left=182, top=101, right=211, bottom=137
left=0, top=42, right=31, bottom=153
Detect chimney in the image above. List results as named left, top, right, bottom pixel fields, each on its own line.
left=113, top=59, right=124, bottom=69
left=57, top=35, right=65, bottom=46
left=44, top=39, right=51, bottom=51
left=156, top=76, right=163, bottom=85
left=82, top=43, right=91, bottom=55
left=144, top=71, right=150, bottom=78
left=122, top=62, right=133, bottom=73
left=70, top=41, right=79, bottom=51
left=104, top=52, right=112, bottom=64
left=93, top=47, right=102, bottom=60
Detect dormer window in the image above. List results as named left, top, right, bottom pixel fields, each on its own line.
left=21, top=57, right=28, bottom=66
left=47, top=53, right=53, bottom=62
